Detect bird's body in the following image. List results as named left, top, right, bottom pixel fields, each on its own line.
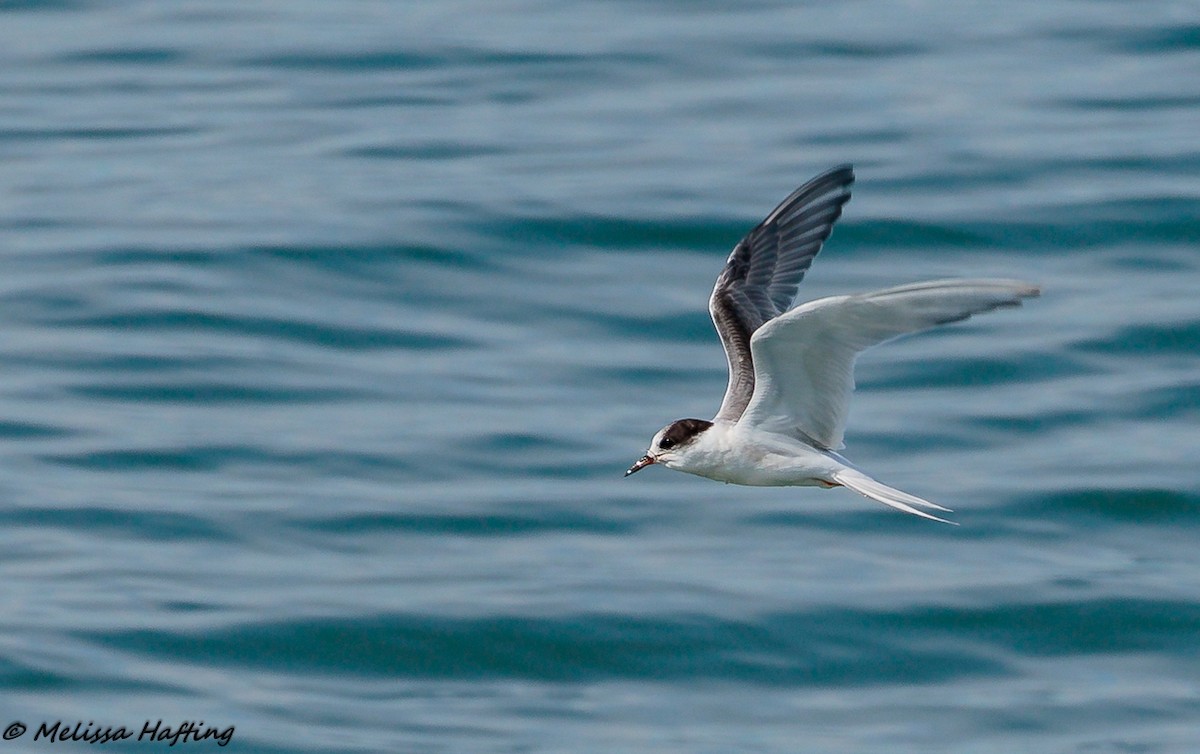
left=625, top=165, right=1039, bottom=523
left=652, top=420, right=841, bottom=488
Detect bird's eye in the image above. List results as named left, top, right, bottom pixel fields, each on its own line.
left=659, top=437, right=676, bottom=450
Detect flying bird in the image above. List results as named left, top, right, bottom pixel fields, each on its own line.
left=625, top=165, right=1039, bottom=523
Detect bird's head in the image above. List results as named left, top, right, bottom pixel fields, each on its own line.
left=625, top=418, right=714, bottom=476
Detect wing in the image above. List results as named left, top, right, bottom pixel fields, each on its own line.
left=710, top=165, right=855, bottom=422
left=738, top=279, right=1041, bottom=448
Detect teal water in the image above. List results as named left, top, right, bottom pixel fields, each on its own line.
left=1, top=2, right=1198, bottom=752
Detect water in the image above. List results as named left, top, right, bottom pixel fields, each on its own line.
left=1, top=1, right=1198, bottom=752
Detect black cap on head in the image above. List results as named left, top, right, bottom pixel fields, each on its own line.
left=656, top=418, right=713, bottom=450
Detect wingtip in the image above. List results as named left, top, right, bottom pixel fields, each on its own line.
left=825, top=163, right=855, bottom=184
left=1008, top=282, right=1042, bottom=306
left=1001, top=280, right=1041, bottom=299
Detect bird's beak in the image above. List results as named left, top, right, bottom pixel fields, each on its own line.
left=625, top=455, right=655, bottom=477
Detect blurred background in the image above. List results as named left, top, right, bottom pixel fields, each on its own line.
left=1, top=1, right=1197, bottom=752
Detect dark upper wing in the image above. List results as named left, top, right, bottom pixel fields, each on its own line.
left=708, top=165, right=855, bottom=423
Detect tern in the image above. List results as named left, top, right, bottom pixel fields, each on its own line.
left=624, top=165, right=1039, bottom=523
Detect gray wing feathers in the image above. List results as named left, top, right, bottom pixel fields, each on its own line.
left=710, top=165, right=855, bottom=422
left=739, top=279, right=1041, bottom=448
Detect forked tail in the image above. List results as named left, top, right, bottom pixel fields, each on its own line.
left=831, top=467, right=958, bottom=525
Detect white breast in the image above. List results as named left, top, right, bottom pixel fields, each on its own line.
left=665, top=422, right=844, bottom=487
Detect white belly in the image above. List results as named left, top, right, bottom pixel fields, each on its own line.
left=693, top=453, right=834, bottom=486
left=668, top=425, right=845, bottom=487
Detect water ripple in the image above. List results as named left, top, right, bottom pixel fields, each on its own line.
left=85, top=596, right=1200, bottom=685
